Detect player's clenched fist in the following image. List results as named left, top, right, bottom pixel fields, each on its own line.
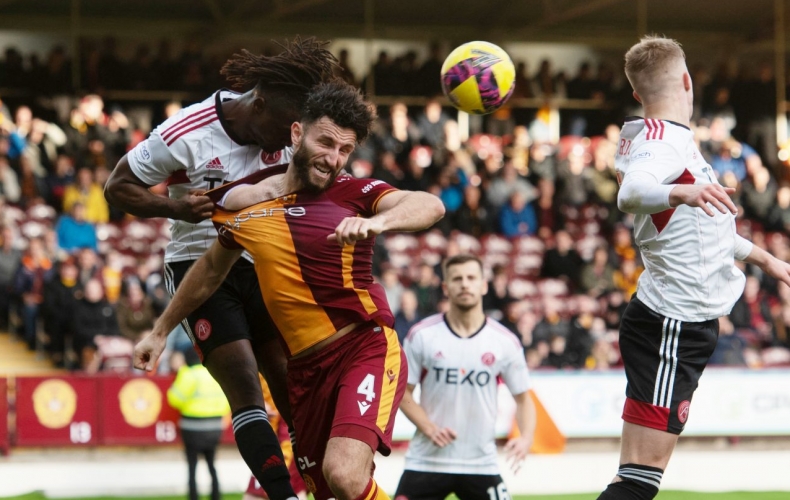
left=133, top=329, right=168, bottom=372
left=670, top=184, right=737, bottom=217
left=328, top=216, right=385, bottom=246
left=176, top=189, right=215, bottom=223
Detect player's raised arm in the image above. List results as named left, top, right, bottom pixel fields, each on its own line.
left=105, top=155, right=214, bottom=223
left=330, top=190, right=445, bottom=246
left=133, top=241, right=243, bottom=371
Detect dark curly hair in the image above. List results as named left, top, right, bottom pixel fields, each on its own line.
left=301, top=79, right=376, bottom=143
left=220, top=36, right=338, bottom=107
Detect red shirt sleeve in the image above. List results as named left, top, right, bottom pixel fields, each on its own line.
left=328, top=175, right=397, bottom=217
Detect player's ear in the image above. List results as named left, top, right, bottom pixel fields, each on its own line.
left=682, top=72, right=692, bottom=92
left=632, top=91, right=642, bottom=104
left=252, top=92, right=266, bottom=114
left=291, top=121, right=303, bottom=148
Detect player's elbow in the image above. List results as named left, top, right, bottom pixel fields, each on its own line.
left=425, top=193, right=446, bottom=223
left=617, top=187, right=641, bottom=214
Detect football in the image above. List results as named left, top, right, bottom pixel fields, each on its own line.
left=440, top=41, right=516, bottom=115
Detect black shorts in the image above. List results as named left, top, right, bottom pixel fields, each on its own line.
left=164, top=258, right=278, bottom=361
left=619, top=297, right=719, bottom=435
left=395, top=470, right=509, bottom=500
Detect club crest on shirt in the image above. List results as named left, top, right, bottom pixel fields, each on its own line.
left=481, top=352, right=496, bottom=366
left=261, top=150, right=282, bottom=164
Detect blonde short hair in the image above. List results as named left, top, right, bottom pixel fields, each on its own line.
left=624, top=35, right=686, bottom=95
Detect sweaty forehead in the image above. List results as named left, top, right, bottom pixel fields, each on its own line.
left=307, top=116, right=357, bottom=145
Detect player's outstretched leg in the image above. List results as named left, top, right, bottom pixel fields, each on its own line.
left=597, top=423, right=675, bottom=500
left=205, top=341, right=296, bottom=500
left=597, top=463, right=663, bottom=499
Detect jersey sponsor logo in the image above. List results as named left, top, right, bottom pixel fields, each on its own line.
left=481, top=352, right=496, bottom=366
left=358, top=400, right=371, bottom=415
left=432, top=367, right=492, bottom=386
left=261, top=150, right=282, bottom=164
left=630, top=150, right=654, bottom=163
left=224, top=206, right=307, bottom=230
left=362, top=179, right=385, bottom=193
left=195, top=319, right=212, bottom=341
left=678, top=400, right=690, bottom=423
left=140, top=141, right=151, bottom=161
left=206, top=157, right=224, bottom=170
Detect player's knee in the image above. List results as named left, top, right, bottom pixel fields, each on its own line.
left=322, top=460, right=368, bottom=499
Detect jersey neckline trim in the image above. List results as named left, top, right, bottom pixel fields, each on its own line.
left=624, top=116, right=691, bottom=131
left=215, top=89, right=256, bottom=146
left=443, top=313, right=487, bottom=339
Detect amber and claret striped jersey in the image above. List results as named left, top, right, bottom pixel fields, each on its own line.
left=126, top=89, right=293, bottom=263
left=210, top=172, right=397, bottom=357
left=615, top=117, right=746, bottom=322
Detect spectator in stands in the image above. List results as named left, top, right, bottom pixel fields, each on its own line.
left=378, top=102, right=421, bottom=169
left=0, top=224, right=21, bottom=330
left=73, top=278, right=119, bottom=370
left=335, top=48, right=356, bottom=86
left=701, top=115, right=759, bottom=182
left=540, top=230, right=582, bottom=286
left=45, top=154, right=75, bottom=210
left=766, top=184, right=790, bottom=233
left=486, top=161, right=537, bottom=210
left=483, top=264, right=514, bottom=319
left=709, top=316, right=748, bottom=366
left=55, top=202, right=97, bottom=252
left=741, top=166, right=777, bottom=225
left=25, top=117, right=67, bottom=176
left=62, top=167, right=109, bottom=223
left=76, top=247, right=102, bottom=286
left=13, top=236, right=54, bottom=350
left=116, top=278, right=156, bottom=343
left=590, top=138, right=619, bottom=206
left=612, top=258, right=642, bottom=300
left=102, top=250, right=124, bottom=304
left=18, top=156, right=46, bottom=208
left=416, top=99, right=448, bottom=152
left=411, top=262, right=442, bottom=319
left=454, top=185, right=495, bottom=239
left=730, top=275, right=777, bottom=348
left=380, top=266, right=406, bottom=316
left=394, top=289, right=421, bottom=344
left=609, top=224, right=639, bottom=267
left=532, top=299, right=570, bottom=347
left=0, top=156, right=20, bottom=204
left=555, top=146, right=594, bottom=208
left=42, top=257, right=81, bottom=368
left=499, top=190, right=538, bottom=238
left=580, top=245, right=616, bottom=297
left=417, top=42, right=444, bottom=97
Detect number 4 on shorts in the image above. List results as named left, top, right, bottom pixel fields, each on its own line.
left=357, top=374, right=376, bottom=402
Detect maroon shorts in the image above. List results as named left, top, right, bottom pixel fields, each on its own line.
left=244, top=417, right=306, bottom=497
left=287, top=323, right=406, bottom=500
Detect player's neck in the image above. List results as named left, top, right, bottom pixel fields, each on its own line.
left=445, top=308, right=486, bottom=338
left=641, top=99, right=690, bottom=128
left=281, top=165, right=305, bottom=194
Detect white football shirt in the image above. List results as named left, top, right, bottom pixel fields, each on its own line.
left=615, top=117, right=746, bottom=322
left=403, top=313, right=530, bottom=475
left=127, top=89, right=293, bottom=263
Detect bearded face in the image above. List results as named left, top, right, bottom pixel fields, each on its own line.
left=292, top=140, right=340, bottom=193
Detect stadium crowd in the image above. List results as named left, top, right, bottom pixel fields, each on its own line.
left=1, top=40, right=789, bottom=374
